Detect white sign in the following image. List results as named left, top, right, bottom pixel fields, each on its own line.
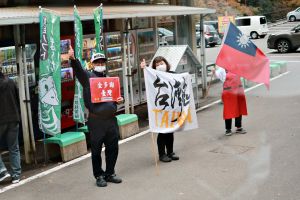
left=144, top=67, right=198, bottom=133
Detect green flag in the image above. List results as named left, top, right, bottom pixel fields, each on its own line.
left=93, top=5, right=105, bottom=54
left=38, top=9, right=61, bottom=135
left=73, top=6, right=85, bottom=124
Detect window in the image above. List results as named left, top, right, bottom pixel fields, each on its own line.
left=236, top=18, right=251, bottom=26
left=260, top=17, right=267, bottom=25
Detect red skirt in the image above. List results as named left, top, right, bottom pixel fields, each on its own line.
left=222, top=89, right=248, bottom=120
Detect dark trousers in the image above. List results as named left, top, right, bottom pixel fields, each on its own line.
left=225, top=116, right=242, bottom=130
left=87, top=117, right=119, bottom=179
left=0, top=122, right=21, bottom=178
left=157, top=133, right=174, bottom=157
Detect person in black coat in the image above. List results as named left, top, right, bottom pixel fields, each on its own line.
left=0, top=70, right=21, bottom=184
left=68, top=46, right=124, bottom=187
left=141, top=56, right=179, bottom=162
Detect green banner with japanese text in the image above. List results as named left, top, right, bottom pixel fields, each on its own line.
left=93, top=5, right=105, bottom=54
left=73, top=6, right=85, bottom=124
left=38, top=9, right=61, bottom=135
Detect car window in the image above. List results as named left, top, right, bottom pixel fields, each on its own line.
left=296, top=8, right=300, bottom=12
left=260, top=17, right=267, bottom=24
left=236, top=18, right=251, bottom=26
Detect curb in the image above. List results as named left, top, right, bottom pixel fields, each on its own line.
left=268, top=20, right=287, bottom=28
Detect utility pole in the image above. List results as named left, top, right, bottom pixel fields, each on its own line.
left=14, top=25, right=32, bottom=164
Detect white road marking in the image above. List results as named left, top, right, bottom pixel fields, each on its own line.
left=0, top=71, right=291, bottom=194
left=269, top=56, right=300, bottom=58
left=270, top=61, right=300, bottom=63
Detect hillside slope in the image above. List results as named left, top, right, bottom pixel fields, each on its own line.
left=195, top=0, right=300, bottom=20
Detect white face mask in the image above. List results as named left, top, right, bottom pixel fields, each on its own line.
left=156, top=64, right=167, bottom=72
left=94, top=66, right=106, bottom=73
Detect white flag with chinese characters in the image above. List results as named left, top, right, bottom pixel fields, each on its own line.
left=144, top=67, right=198, bottom=133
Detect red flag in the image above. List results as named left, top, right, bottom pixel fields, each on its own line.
left=216, top=22, right=270, bottom=89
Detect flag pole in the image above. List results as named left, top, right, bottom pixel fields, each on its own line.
left=204, top=66, right=215, bottom=98
left=39, top=5, right=48, bottom=165
left=74, top=4, right=78, bottom=132
left=43, top=131, right=49, bottom=164
left=96, top=3, right=103, bottom=9
left=151, top=132, right=160, bottom=176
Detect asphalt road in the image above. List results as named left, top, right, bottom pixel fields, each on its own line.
left=1, top=21, right=300, bottom=200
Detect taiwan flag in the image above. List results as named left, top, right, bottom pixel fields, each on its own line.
left=216, top=22, right=270, bottom=89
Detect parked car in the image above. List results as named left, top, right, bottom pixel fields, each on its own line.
left=287, top=7, right=300, bottom=22
left=204, top=20, right=223, bottom=42
left=267, top=24, right=300, bottom=53
left=195, top=24, right=221, bottom=47
left=158, top=27, right=174, bottom=46
left=235, top=16, right=269, bottom=39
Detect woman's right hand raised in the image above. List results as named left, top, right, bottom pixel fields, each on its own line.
left=140, top=58, right=147, bottom=69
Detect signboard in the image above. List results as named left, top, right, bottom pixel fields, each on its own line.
left=38, top=9, right=61, bottom=136
left=90, top=77, right=121, bottom=103
left=218, top=16, right=235, bottom=34
left=93, top=5, right=104, bottom=54
left=73, top=6, right=85, bottom=124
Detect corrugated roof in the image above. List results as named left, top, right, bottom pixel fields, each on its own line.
left=0, top=5, right=215, bottom=26
left=150, top=45, right=201, bottom=71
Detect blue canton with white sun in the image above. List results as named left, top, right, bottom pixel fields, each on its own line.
left=224, top=23, right=257, bottom=57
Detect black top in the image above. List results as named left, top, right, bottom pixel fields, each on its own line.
left=70, top=59, right=117, bottom=119
left=0, top=76, right=20, bottom=124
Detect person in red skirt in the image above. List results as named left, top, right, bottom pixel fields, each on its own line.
left=214, top=67, right=247, bottom=136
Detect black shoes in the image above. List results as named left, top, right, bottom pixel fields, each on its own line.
left=225, top=129, right=232, bottom=136
left=225, top=128, right=247, bottom=136
left=96, top=174, right=122, bottom=187
left=168, top=153, right=179, bottom=161
left=159, top=153, right=179, bottom=162
left=105, top=174, right=122, bottom=184
left=12, top=176, right=20, bottom=184
left=159, top=154, right=172, bottom=162
left=236, top=128, right=247, bottom=134
left=96, top=176, right=107, bottom=187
